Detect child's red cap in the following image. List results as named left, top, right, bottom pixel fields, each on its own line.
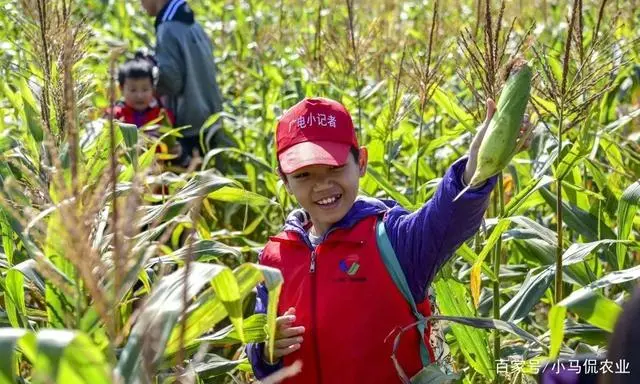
left=276, top=97, right=359, bottom=174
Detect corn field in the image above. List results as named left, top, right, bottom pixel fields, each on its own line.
left=0, top=0, right=639, bottom=383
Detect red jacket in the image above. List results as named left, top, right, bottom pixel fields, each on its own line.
left=106, top=99, right=174, bottom=128
left=260, top=215, right=435, bottom=383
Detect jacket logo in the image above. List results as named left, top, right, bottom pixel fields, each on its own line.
left=339, top=254, right=360, bottom=276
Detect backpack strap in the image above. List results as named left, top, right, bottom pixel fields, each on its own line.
left=375, top=217, right=431, bottom=367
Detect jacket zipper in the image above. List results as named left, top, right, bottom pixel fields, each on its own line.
left=310, top=249, right=322, bottom=384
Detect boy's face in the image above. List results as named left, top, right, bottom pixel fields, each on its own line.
left=121, top=77, right=154, bottom=112
left=140, top=0, right=167, bottom=16
left=283, top=147, right=368, bottom=233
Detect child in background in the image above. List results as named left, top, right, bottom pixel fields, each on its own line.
left=246, top=97, right=528, bottom=383
left=106, top=54, right=180, bottom=192
left=108, top=54, right=175, bottom=129
left=140, top=0, right=224, bottom=167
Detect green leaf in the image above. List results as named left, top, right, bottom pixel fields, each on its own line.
left=557, top=290, right=622, bottom=332
left=117, top=262, right=281, bottom=383
left=433, top=278, right=494, bottom=380
left=471, top=219, right=511, bottom=306
left=426, top=315, right=545, bottom=349
left=139, top=171, right=237, bottom=226
left=617, top=181, right=640, bottom=269
left=208, top=186, right=276, bottom=207
left=116, top=263, right=228, bottom=382
left=4, top=268, right=27, bottom=328
left=202, top=147, right=273, bottom=173
left=540, top=187, right=616, bottom=241
left=119, top=142, right=156, bottom=182
left=432, top=87, right=474, bottom=131
left=364, top=167, right=414, bottom=208
left=554, top=142, right=587, bottom=181
left=118, top=122, right=139, bottom=167
left=188, top=355, right=245, bottom=380
left=548, top=305, right=566, bottom=359
left=0, top=328, right=29, bottom=384
left=19, top=78, right=43, bottom=143
left=562, top=265, right=640, bottom=308
left=197, top=314, right=266, bottom=346
left=410, top=363, right=460, bottom=384
left=561, top=239, right=621, bottom=267
left=149, top=240, right=242, bottom=264
left=599, top=136, right=625, bottom=171
left=455, top=244, right=497, bottom=282
left=504, top=175, right=555, bottom=217
left=500, top=267, right=554, bottom=323
left=163, top=264, right=282, bottom=358
left=32, top=330, right=110, bottom=384
left=0, top=210, right=15, bottom=265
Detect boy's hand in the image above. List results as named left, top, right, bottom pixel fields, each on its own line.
left=463, top=98, right=532, bottom=187
left=263, top=307, right=305, bottom=365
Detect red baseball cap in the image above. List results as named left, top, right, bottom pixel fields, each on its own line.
left=276, top=97, right=359, bottom=174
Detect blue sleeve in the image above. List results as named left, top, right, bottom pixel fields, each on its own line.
left=384, top=157, right=496, bottom=303
left=245, top=278, right=283, bottom=378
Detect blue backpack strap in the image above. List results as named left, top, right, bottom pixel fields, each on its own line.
left=375, top=217, right=431, bottom=367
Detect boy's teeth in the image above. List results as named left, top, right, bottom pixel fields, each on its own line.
left=317, top=195, right=340, bottom=205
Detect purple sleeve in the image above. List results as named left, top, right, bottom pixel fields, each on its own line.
left=245, top=279, right=283, bottom=378
left=384, top=157, right=496, bottom=303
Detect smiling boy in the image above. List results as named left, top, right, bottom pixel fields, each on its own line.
left=247, top=97, right=503, bottom=383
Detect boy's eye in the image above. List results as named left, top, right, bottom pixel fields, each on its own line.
left=292, top=172, right=309, bottom=179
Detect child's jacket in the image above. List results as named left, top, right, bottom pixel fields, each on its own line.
left=107, top=99, right=174, bottom=128
left=247, top=158, right=497, bottom=383
left=153, top=0, right=223, bottom=138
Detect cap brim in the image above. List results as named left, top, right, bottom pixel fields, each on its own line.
left=278, top=141, right=351, bottom=174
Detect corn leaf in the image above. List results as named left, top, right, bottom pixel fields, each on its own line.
left=163, top=263, right=282, bottom=359
left=540, top=187, right=616, bottom=241
left=148, top=239, right=242, bottom=265
left=556, top=291, right=622, bottom=333
left=0, top=328, right=29, bottom=384
left=471, top=219, right=511, bottom=307
left=32, top=329, right=110, bottom=384
left=500, top=267, right=554, bottom=323
left=364, top=167, right=414, bottom=208
left=197, top=314, right=266, bottom=346
left=504, top=175, right=555, bottom=217
left=116, top=263, right=230, bottom=382
left=432, top=87, right=474, bottom=131
left=0, top=210, right=15, bottom=266
left=138, top=172, right=237, bottom=226
left=548, top=305, right=567, bottom=359
left=4, top=268, right=27, bottom=329
left=188, top=354, right=245, bottom=380
left=208, top=186, right=276, bottom=207
left=617, top=181, right=640, bottom=269
left=455, top=244, right=497, bottom=281
left=433, top=278, right=494, bottom=380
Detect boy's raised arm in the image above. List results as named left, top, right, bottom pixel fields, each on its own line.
left=384, top=156, right=497, bottom=303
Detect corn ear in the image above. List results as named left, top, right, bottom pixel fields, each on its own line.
left=454, top=59, right=532, bottom=202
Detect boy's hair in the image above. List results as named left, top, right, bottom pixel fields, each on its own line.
left=278, top=146, right=360, bottom=181
left=117, top=55, right=155, bottom=87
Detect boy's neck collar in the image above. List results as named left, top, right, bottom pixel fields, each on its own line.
left=283, top=196, right=393, bottom=236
